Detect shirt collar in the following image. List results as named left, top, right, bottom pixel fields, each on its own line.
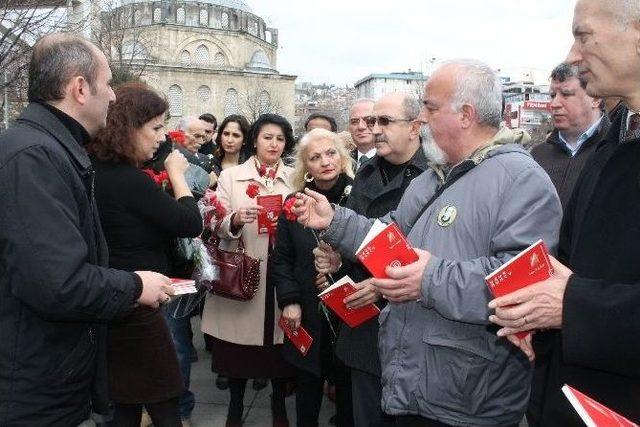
left=626, top=109, right=640, bottom=132
left=558, top=114, right=603, bottom=156
left=358, top=147, right=377, bottom=161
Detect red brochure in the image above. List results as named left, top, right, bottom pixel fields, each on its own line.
left=355, top=220, right=418, bottom=279
left=562, top=385, right=638, bottom=427
left=278, top=316, right=313, bottom=356
left=256, top=194, right=283, bottom=235
left=318, top=275, right=380, bottom=328
left=485, top=239, right=553, bottom=339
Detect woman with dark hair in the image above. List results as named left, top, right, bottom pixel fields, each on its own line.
left=211, top=114, right=252, bottom=176
left=272, top=128, right=355, bottom=427
left=201, top=114, right=296, bottom=427
left=87, top=82, right=203, bottom=427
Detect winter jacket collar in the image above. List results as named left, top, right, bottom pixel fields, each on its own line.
left=17, top=102, right=92, bottom=171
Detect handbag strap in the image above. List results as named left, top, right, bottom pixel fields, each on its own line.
left=211, top=219, right=246, bottom=251
left=408, top=162, right=476, bottom=227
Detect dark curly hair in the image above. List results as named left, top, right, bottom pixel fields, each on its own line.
left=214, top=114, right=252, bottom=162
left=247, top=113, right=296, bottom=158
left=88, top=82, right=168, bottom=164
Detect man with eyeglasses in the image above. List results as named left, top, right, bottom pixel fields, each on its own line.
left=321, top=92, right=429, bottom=427
left=300, top=60, right=560, bottom=426
left=348, top=99, right=377, bottom=171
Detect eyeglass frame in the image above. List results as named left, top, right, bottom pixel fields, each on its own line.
left=363, top=115, right=414, bottom=128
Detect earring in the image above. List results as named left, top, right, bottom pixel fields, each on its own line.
left=304, top=172, right=314, bottom=183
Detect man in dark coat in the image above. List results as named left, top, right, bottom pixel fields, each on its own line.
left=531, top=62, right=609, bottom=209
left=490, top=0, right=640, bottom=424
left=0, top=33, right=174, bottom=427
left=331, top=92, right=428, bottom=427
left=527, top=62, right=609, bottom=426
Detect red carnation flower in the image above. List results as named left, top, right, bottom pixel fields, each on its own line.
left=141, top=168, right=171, bottom=189
left=283, top=197, right=298, bottom=222
left=246, top=183, right=260, bottom=199
left=168, top=130, right=186, bottom=145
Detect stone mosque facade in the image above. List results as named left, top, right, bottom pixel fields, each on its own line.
left=108, top=0, right=296, bottom=126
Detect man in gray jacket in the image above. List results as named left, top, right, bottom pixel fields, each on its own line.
left=295, top=60, right=561, bottom=426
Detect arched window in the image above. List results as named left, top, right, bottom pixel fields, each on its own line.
left=176, top=8, right=185, bottom=24
left=199, top=8, right=208, bottom=26
left=197, top=85, right=211, bottom=104
left=259, top=90, right=271, bottom=114
left=248, top=20, right=258, bottom=36
left=168, top=85, right=183, bottom=117
left=153, top=7, right=161, bottom=22
left=214, top=52, right=226, bottom=66
left=180, top=50, right=191, bottom=65
left=248, top=50, right=270, bottom=69
left=224, top=88, right=239, bottom=116
left=221, top=12, right=229, bottom=29
left=195, top=44, right=209, bottom=64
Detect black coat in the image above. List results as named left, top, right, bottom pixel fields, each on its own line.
left=337, top=148, right=429, bottom=376
left=531, top=115, right=610, bottom=209
left=271, top=175, right=353, bottom=377
left=539, top=107, right=640, bottom=425
left=0, top=104, right=139, bottom=426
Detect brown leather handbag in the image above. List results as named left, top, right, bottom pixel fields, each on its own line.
left=201, top=231, right=261, bottom=301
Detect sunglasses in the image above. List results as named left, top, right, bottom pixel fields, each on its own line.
left=363, top=115, right=414, bottom=128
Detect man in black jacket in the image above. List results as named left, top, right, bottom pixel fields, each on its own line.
left=326, top=92, right=428, bottom=427
left=527, top=62, right=609, bottom=427
left=531, top=62, right=608, bottom=209
left=489, top=0, right=640, bottom=424
left=0, top=33, right=174, bottom=427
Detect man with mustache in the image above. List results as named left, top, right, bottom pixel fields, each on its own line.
left=301, top=60, right=561, bottom=426
left=348, top=99, right=377, bottom=171
left=490, top=0, right=640, bottom=424
left=323, top=92, right=428, bottom=427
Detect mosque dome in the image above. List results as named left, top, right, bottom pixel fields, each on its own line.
left=120, top=0, right=253, bottom=14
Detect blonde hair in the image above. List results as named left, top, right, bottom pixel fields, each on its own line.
left=291, top=128, right=355, bottom=191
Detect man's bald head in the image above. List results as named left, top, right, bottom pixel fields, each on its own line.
left=28, top=32, right=101, bottom=103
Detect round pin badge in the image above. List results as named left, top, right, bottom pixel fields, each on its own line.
left=437, top=205, right=457, bottom=227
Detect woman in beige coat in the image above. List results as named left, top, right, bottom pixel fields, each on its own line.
left=201, top=114, right=295, bottom=427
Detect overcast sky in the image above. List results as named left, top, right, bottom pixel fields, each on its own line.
left=250, top=0, right=577, bottom=86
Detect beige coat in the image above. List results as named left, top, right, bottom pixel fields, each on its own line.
left=201, top=156, right=293, bottom=346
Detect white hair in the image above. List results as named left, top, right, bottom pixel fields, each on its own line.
left=442, top=59, right=503, bottom=128
left=420, top=124, right=448, bottom=165
left=614, top=0, right=640, bottom=27
left=176, top=116, right=198, bottom=131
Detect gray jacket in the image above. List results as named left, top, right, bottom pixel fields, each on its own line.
left=322, top=128, right=562, bottom=425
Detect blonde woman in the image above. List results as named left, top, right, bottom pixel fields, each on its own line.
left=271, top=128, right=355, bottom=426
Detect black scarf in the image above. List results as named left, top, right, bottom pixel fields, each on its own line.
left=306, top=173, right=353, bottom=206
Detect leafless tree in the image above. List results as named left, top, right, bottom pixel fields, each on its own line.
left=0, top=1, right=68, bottom=128
left=241, top=82, right=282, bottom=122
left=91, top=0, right=155, bottom=84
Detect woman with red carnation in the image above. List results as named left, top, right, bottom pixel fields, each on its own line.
left=270, top=128, right=355, bottom=427
left=87, top=82, right=203, bottom=426
left=201, top=114, right=296, bottom=427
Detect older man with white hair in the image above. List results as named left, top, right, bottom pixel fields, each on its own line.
left=294, top=59, right=561, bottom=426
left=489, top=0, right=640, bottom=424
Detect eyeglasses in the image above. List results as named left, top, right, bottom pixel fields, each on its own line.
left=348, top=117, right=367, bottom=126
left=363, top=115, right=414, bottom=128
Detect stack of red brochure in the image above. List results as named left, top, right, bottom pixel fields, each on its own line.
left=170, top=278, right=198, bottom=295
left=278, top=317, right=313, bottom=356
left=485, top=239, right=553, bottom=339
left=355, top=220, right=418, bottom=279
left=562, top=385, right=638, bottom=427
left=318, top=275, right=380, bottom=328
